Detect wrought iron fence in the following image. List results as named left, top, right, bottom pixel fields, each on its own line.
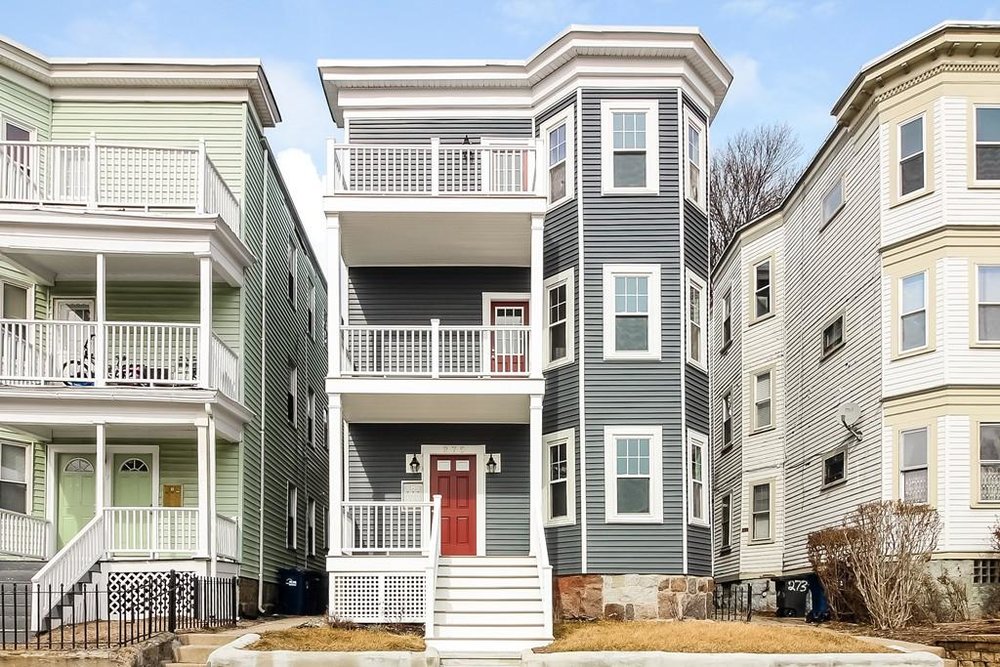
left=0, top=571, right=238, bottom=650
left=711, top=582, right=753, bottom=622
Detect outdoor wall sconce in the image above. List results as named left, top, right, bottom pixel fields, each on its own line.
left=405, top=454, right=421, bottom=474
left=486, top=453, right=501, bottom=474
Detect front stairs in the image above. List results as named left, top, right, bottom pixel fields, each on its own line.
left=428, top=556, right=551, bottom=659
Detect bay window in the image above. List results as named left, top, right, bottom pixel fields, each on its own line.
left=900, top=428, right=929, bottom=503
left=600, top=100, right=659, bottom=194
left=977, top=265, right=1000, bottom=343
left=900, top=271, right=927, bottom=353
left=544, top=268, right=575, bottom=368
left=603, top=264, right=660, bottom=360
left=899, top=115, right=925, bottom=196
left=543, top=428, right=575, bottom=527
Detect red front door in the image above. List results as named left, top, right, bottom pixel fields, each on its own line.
left=490, top=300, right=528, bottom=375
left=431, top=455, right=476, bottom=556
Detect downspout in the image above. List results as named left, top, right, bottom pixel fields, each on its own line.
left=257, top=141, right=271, bottom=615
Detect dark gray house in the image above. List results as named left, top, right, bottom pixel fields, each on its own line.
left=318, top=25, right=731, bottom=657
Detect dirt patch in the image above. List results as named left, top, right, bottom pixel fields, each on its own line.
left=828, top=618, right=1000, bottom=643
left=537, top=620, right=891, bottom=653
left=247, top=625, right=425, bottom=652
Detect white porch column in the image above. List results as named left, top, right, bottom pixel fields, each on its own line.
left=327, top=214, right=342, bottom=377
left=95, top=423, right=106, bottom=514
left=208, top=412, right=218, bottom=575
left=328, top=394, right=343, bottom=556
left=529, top=393, right=543, bottom=554
left=196, top=418, right=210, bottom=558
left=198, top=255, right=213, bottom=389
left=529, top=214, right=544, bottom=379
left=95, top=253, right=106, bottom=387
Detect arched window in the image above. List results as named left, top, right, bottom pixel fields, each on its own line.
left=118, top=458, right=149, bottom=473
left=64, top=457, right=95, bottom=473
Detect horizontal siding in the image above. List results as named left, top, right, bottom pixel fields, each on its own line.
left=581, top=88, right=684, bottom=573
left=348, top=118, right=532, bottom=144
left=348, top=267, right=529, bottom=326
left=0, top=74, right=51, bottom=140
left=348, top=424, right=529, bottom=556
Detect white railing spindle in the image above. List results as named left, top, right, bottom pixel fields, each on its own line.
left=0, top=509, right=49, bottom=559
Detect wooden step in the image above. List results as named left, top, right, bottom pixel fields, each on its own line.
left=437, top=575, right=540, bottom=589
left=435, top=610, right=546, bottom=626
left=438, top=565, right=537, bottom=578
left=436, top=598, right=543, bottom=612
left=437, top=586, right=542, bottom=601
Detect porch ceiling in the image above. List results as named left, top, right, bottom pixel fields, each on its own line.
left=2, top=250, right=236, bottom=285
left=11, top=421, right=199, bottom=441
left=341, top=392, right=530, bottom=423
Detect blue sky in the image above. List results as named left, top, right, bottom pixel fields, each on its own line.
left=4, top=0, right=997, bottom=253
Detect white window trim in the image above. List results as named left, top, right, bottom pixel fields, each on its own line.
left=0, top=279, right=33, bottom=320
left=684, top=112, right=707, bottom=210
left=821, top=446, right=848, bottom=489
left=748, top=480, right=775, bottom=544
left=975, top=264, right=1000, bottom=345
left=900, top=427, right=930, bottom=504
left=544, top=268, right=575, bottom=370
left=821, top=311, right=846, bottom=359
left=543, top=428, right=576, bottom=528
left=307, top=279, right=316, bottom=339
left=602, top=263, right=661, bottom=361
left=721, top=392, right=733, bottom=451
left=974, top=105, right=1000, bottom=184
left=286, top=483, right=298, bottom=550
left=307, top=497, right=317, bottom=556
left=751, top=368, right=775, bottom=433
left=288, top=238, right=298, bottom=309
left=687, top=429, right=709, bottom=527
left=0, top=440, right=31, bottom=515
left=288, top=365, right=298, bottom=426
left=721, top=287, right=733, bottom=351
left=307, top=387, right=316, bottom=448
left=720, top=491, right=733, bottom=550
left=540, top=107, right=575, bottom=207
left=750, top=257, right=774, bottom=323
left=685, top=270, right=707, bottom=370
left=820, top=177, right=845, bottom=228
left=600, top=99, right=659, bottom=195
left=898, top=113, right=927, bottom=199
left=899, top=271, right=928, bottom=354
left=604, top=425, right=663, bottom=524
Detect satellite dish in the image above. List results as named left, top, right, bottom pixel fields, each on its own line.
left=839, top=402, right=861, bottom=427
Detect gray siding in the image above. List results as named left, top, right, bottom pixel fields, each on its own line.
left=348, top=118, right=532, bottom=144
left=537, top=93, right=582, bottom=574
left=347, top=424, right=529, bottom=556
left=348, top=267, right=528, bottom=326
left=581, top=88, right=684, bottom=573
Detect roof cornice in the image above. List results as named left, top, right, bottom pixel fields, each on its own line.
left=318, top=25, right=733, bottom=125
left=0, top=34, right=281, bottom=127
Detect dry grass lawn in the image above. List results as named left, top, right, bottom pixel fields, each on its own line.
left=539, top=620, right=890, bottom=654
left=248, top=626, right=425, bottom=652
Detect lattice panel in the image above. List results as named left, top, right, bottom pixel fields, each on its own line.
left=330, top=574, right=425, bottom=623
left=107, top=570, right=195, bottom=616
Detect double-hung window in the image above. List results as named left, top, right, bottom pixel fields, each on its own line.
left=601, top=100, right=659, bottom=194
left=287, top=365, right=298, bottom=424
left=306, top=387, right=316, bottom=448
left=750, top=482, right=773, bottom=542
left=980, top=423, right=1000, bottom=503
left=975, top=107, right=1000, bottom=181
left=543, top=429, right=575, bottom=527
left=544, top=268, right=574, bottom=368
left=286, top=484, right=298, bottom=550
left=688, top=431, right=708, bottom=525
left=287, top=237, right=298, bottom=307
left=900, top=271, right=927, bottom=353
left=752, top=370, right=773, bottom=432
left=900, top=427, right=929, bottom=503
left=721, top=393, right=733, bottom=451
left=686, top=115, right=706, bottom=207
left=721, top=287, right=733, bottom=350
left=0, top=442, right=28, bottom=514
left=977, top=265, right=1000, bottom=343
left=899, top=115, right=925, bottom=196
left=307, top=279, right=315, bottom=338
left=752, top=258, right=773, bottom=321
left=720, top=493, right=733, bottom=550
left=603, top=264, right=660, bottom=360
left=604, top=426, right=663, bottom=523
left=686, top=271, right=707, bottom=369
left=822, top=179, right=844, bottom=226
left=542, top=108, right=574, bottom=205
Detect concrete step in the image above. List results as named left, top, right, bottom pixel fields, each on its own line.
left=162, top=663, right=206, bottom=667
left=178, top=633, right=233, bottom=647
left=174, top=644, right=218, bottom=663
left=440, top=655, right=524, bottom=667
left=437, top=586, right=541, bottom=601
left=429, top=638, right=549, bottom=655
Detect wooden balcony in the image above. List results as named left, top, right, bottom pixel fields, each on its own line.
left=0, top=138, right=241, bottom=234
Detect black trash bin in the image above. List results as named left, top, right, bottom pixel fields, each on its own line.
left=776, top=577, right=810, bottom=617
left=277, top=568, right=306, bottom=615
left=304, top=571, right=327, bottom=615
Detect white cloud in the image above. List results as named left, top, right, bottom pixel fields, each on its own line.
left=263, top=60, right=338, bottom=168
left=58, top=1, right=184, bottom=56
left=496, top=0, right=594, bottom=37
left=276, top=148, right=327, bottom=273
left=721, top=0, right=839, bottom=24
left=724, top=53, right=763, bottom=105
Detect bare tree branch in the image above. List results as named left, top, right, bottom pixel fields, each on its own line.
left=709, top=122, right=803, bottom=266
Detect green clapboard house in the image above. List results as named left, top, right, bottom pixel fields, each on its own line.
left=0, top=36, right=328, bottom=614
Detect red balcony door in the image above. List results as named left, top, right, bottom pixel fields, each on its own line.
left=430, top=455, right=477, bottom=556
left=490, top=300, right=528, bottom=375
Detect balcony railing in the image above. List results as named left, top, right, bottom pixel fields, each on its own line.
left=0, top=319, right=241, bottom=400
left=341, top=322, right=531, bottom=378
left=105, top=507, right=199, bottom=556
left=0, top=138, right=241, bottom=234
left=0, top=508, right=49, bottom=559
left=328, top=139, right=541, bottom=197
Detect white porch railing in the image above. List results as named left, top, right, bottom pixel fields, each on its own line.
left=329, top=140, right=541, bottom=196
left=31, top=512, right=106, bottom=629
left=104, top=507, right=200, bottom=556
left=0, top=509, right=49, bottom=559
left=341, top=322, right=531, bottom=378
left=0, top=319, right=240, bottom=400
left=0, top=138, right=241, bottom=234
left=341, top=501, right=434, bottom=554
left=215, top=513, right=240, bottom=561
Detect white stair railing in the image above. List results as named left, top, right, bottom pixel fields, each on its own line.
left=530, top=502, right=554, bottom=638
left=0, top=509, right=49, bottom=559
left=215, top=513, right=240, bottom=561
left=424, top=494, right=442, bottom=640
left=31, top=512, right=106, bottom=630
left=210, top=334, right=242, bottom=402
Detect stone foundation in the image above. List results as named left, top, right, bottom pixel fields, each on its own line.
left=937, top=635, right=1000, bottom=667
left=554, top=573, right=714, bottom=621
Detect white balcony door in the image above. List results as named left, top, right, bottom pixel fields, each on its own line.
left=52, top=298, right=94, bottom=380
left=490, top=300, right=528, bottom=374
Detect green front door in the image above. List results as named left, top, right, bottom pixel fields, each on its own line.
left=112, top=454, right=152, bottom=507
left=57, top=453, right=96, bottom=548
